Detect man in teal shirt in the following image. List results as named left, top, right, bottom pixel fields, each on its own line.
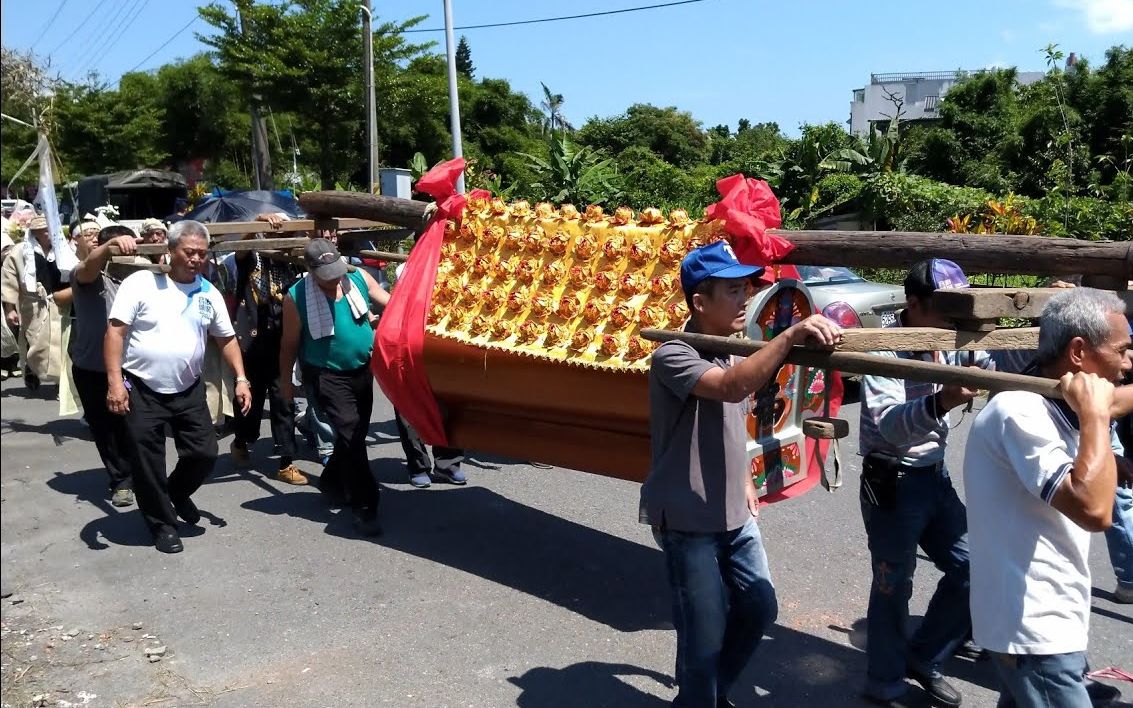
left=281, top=239, right=390, bottom=536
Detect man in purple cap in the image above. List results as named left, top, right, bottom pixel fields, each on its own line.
left=640, top=240, right=843, bottom=707
left=858, top=258, right=996, bottom=707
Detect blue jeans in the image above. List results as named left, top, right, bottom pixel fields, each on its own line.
left=654, top=518, right=778, bottom=707
left=991, top=651, right=1091, bottom=708
left=859, top=464, right=971, bottom=700
left=299, top=380, right=336, bottom=457
left=1105, top=485, right=1133, bottom=591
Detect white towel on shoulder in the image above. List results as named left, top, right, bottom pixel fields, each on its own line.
left=304, top=271, right=369, bottom=340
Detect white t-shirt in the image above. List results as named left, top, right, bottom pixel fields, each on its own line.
left=964, top=390, right=1092, bottom=655
left=108, top=271, right=235, bottom=394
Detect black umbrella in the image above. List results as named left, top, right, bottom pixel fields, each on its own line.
left=182, top=190, right=303, bottom=223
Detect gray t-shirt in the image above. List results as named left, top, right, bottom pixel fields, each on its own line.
left=69, top=273, right=119, bottom=373
left=639, top=339, right=752, bottom=533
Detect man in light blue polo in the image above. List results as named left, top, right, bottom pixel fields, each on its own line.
left=641, top=241, right=843, bottom=707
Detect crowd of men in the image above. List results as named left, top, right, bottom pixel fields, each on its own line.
left=1, top=211, right=1130, bottom=708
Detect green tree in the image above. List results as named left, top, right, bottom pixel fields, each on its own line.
left=577, top=104, right=709, bottom=168
left=52, top=75, right=168, bottom=175
left=455, top=35, right=474, bottom=78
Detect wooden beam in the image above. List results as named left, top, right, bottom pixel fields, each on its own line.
left=772, top=230, right=1130, bottom=279
left=293, top=191, right=1131, bottom=279
left=110, top=243, right=167, bottom=256
left=205, top=218, right=392, bottom=238
left=108, top=260, right=168, bottom=274
left=211, top=237, right=310, bottom=253
left=837, top=326, right=1038, bottom=352
left=639, top=328, right=1062, bottom=399
left=355, top=249, right=408, bottom=263
left=934, top=287, right=1133, bottom=320
left=300, top=191, right=430, bottom=231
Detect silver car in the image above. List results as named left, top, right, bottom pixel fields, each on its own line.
left=795, top=265, right=905, bottom=329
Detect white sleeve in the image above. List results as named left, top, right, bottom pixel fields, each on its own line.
left=206, top=288, right=235, bottom=338
left=107, top=272, right=147, bottom=325
left=999, top=400, right=1075, bottom=505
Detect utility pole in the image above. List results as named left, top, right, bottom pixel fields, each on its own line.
left=442, top=0, right=465, bottom=193
left=361, top=2, right=379, bottom=194
left=237, top=7, right=273, bottom=190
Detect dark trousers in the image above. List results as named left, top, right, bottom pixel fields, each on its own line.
left=232, top=333, right=296, bottom=460
left=393, top=408, right=464, bottom=475
left=124, top=374, right=218, bottom=532
left=305, top=364, right=379, bottom=514
left=859, top=462, right=970, bottom=700
left=72, top=365, right=133, bottom=491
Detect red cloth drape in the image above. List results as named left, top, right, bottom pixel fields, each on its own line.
left=372, top=158, right=486, bottom=446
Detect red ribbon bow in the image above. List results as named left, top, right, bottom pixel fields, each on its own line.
left=704, top=174, right=793, bottom=266
left=372, top=158, right=487, bottom=446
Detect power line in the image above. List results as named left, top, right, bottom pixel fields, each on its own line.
left=64, top=0, right=142, bottom=79
left=29, top=0, right=71, bottom=48
left=402, top=0, right=713, bottom=32
left=126, top=15, right=199, bottom=74
left=85, top=0, right=154, bottom=75
left=45, top=0, right=104, bottom=57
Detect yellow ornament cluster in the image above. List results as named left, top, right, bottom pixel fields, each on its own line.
left=426, top=197, right=728, bottom=371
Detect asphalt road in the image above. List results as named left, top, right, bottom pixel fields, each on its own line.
left=1, top=378, right=1130, bottom=708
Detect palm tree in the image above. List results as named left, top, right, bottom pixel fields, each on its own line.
left=540, top=82, right=574, bottom=134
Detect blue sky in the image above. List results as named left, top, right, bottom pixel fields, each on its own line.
left=2, top=0, right=1131, bottom=135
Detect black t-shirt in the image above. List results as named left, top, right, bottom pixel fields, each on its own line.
left=34, top=252, right=64, bottom=293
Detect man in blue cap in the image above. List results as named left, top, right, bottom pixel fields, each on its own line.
left=858, top=258, right=995, bottom=707
left=640, top=240, right=843, bottom=707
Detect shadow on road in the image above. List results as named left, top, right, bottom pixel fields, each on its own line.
left=508, top=661, right=672, bottom=707
left=238, top=456, right=671, bottom=632
left=1, top=416, right=90, bottom=446
left=45, top=468, right=150, bottom=550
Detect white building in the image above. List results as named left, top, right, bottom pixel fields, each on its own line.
left=849, top=70, right=1044, bottom=136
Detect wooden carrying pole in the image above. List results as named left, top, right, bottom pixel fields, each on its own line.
left=298, top=191, right=1132, bottom=279
left=639, top=328, right=1064, bottom=400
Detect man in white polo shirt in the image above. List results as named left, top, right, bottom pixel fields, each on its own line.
left=964, top=288, right=1129, bottom=707
left=104, top=219, right=251, bottom=554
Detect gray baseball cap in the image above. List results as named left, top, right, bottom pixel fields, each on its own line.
left=304, top=238, right=348, bottom=280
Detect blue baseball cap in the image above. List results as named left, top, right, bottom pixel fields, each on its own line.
left=680, top=241, right=764, bottom=296
left=904, top=258, right=969, bottom=297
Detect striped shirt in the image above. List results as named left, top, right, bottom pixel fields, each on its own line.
left=859, top=314, right=995, bottom=466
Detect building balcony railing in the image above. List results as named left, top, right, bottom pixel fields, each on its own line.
left=871, top=70, right=967, bottom=84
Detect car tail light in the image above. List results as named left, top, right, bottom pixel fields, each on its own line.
left=822, top=301, right=863, bottom=328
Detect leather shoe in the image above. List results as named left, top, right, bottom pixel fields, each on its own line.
left=154, top=527, right=183, bottom=554
left=907, top=667, right=961, bottom=707
left=172, top=496, right=200, bottom=525
left=354, top=509, right=383, bottom=537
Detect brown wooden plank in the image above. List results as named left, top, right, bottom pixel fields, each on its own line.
left=355, top=249, right=408, bottom=263
left=934, top=287, right=1133, bottom=320
left=837, top=326, right=1038, bottom=352
left=211, top=237, right=310, bottom=253
left=771, top=230, right=1129, bottom=279
left=204, top=218, right=391, bottom=238
left=110, top=244, right=167, bottom=256
left=640, top=328, right=1062, bottom=399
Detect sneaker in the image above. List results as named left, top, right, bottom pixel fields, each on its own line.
left=111, top=488, right=135, bottom=507
left=230, top=441, right=251, bottom=468
left=154, top=526, right=183, bottom=554
left=430, top=467, right=467, bottom=485
left=275, top=464, right=308, bottom=486
left=907, top=667, right=961, bottom=707
left=172, top=495, right=201, bottom=525
left=1114, top=584, right=1133, bottom=604
left=408, top=471, right=432, bottom=488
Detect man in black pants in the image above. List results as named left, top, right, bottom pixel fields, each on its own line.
left=69, top=224, right=140, bottom=506
left=104, top=220, right=252, bottom=554
left=394, top=410, right=466, bottom=488
left=226, top=215, right=305, bottom=485
left=279, top=239, right=390, bottom=536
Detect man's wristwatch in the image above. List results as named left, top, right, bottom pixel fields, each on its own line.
left=235, top=376, right=251, bottom=385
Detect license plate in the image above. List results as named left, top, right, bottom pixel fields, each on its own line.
left=880, top=311, right=897, bottom=327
